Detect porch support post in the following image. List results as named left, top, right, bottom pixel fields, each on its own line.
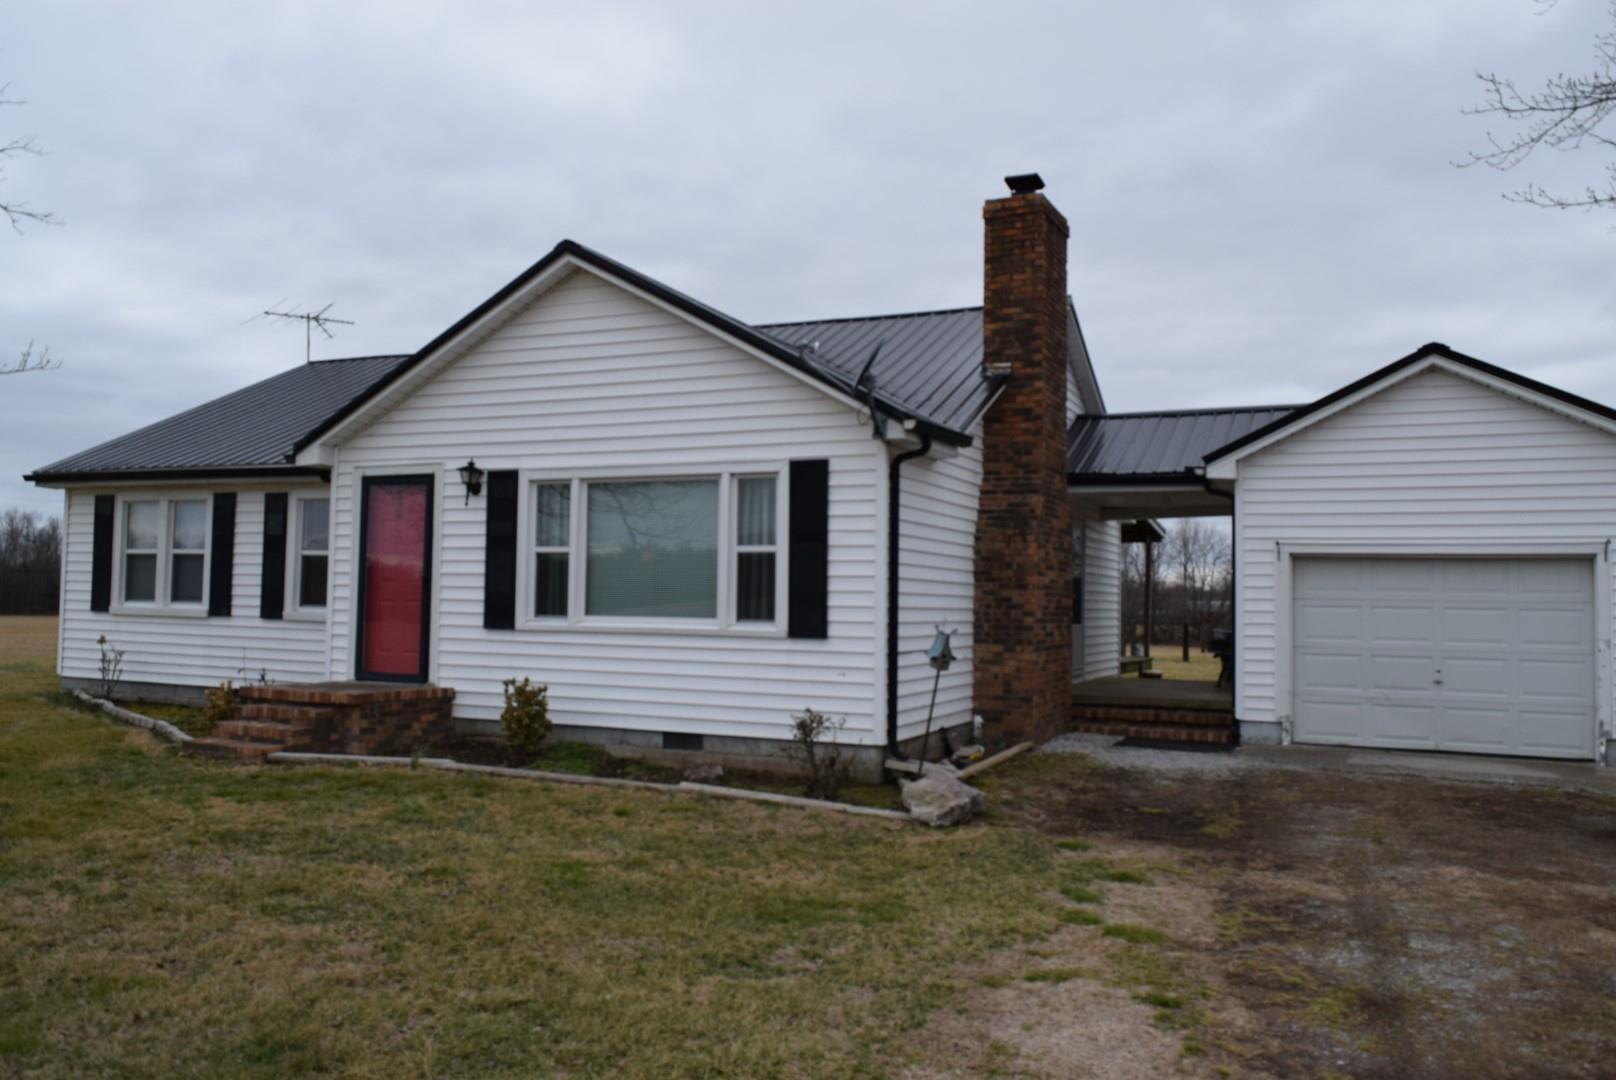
left=1144, top=538, right=1154, bottom=659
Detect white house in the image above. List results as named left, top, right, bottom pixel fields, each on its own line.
left=28, top=176, right=1616, bottom=768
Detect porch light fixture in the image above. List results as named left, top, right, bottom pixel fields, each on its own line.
left=458, top=459, right=484, bottom=505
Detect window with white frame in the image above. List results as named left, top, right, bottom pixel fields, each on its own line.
left=118, top=495, right=210, bottom=608
left=532, top=482, right=570, bottom=617
left=733, top=476, right=777, bottom=622
left=122, top=500, right=159, bottom=603
left=293, top=497, right=330, bottom=610
left=526, top=472, right=783, bottom=626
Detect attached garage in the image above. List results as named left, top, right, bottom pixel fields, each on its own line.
left=1291, top=556, right=1596, bottom=759
left=1205, top=344, right=1616, bottom=766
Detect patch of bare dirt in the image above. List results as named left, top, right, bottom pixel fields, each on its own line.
left=991, top=756, right=1616, bottom=1079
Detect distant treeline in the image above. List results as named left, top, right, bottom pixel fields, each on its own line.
left=0, top=509, right=62, bottom=615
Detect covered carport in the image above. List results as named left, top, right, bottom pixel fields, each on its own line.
left=1065, top=404, right=1298, bottom=742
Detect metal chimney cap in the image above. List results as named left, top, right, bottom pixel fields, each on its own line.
left=1004, top=173, right=1045, bottom=194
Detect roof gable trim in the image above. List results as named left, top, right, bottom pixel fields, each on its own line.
left=1203, top=344, right=1616, bottom=479
left=301, top=241, right=972, bottom=458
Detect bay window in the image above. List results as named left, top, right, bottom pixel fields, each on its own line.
left=117, top=494, right=211, bottom=609
left=525, top=471, right=784, bottom=628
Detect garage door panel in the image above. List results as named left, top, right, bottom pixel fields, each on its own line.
left=1369, top=559, right=1439, bottom=594
left=1436, top=706, right=1519, bottom=755
left=1291, top=699, right=1368, bottom=742
left=1292, top=556, right=1594, bottom=760
left=1441, top=656, right=1513, bottom=697
left=1440, top=606, right=1509, bottom=646
left=1516, top=559, right=1590, bottom=594
left=1516, top=657, right=1593, bottom=703
left=1442, top=560, right=1512, bottom=594
left=1367, top=653, right=1436, bottom=692
left=1513, top=711, right=1597, bottom=757
left=1294, top=650, right=1363, bottom=691
left=1368, top=604, right=1436, bottom=644
left=1295, top=602, right=1362, bottom=641
left=1367, top=702, right=1439, bottom=747
left=1518, top=607, right=1591, bottom=648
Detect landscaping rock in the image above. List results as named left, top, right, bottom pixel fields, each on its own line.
left=682, top=762, right=725, bottom=783
left=900, top=770, right=985, bottom=827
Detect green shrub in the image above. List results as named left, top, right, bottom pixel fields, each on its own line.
left=501, top=677, right=552, bottom=757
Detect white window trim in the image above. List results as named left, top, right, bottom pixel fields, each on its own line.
left=110, top=491, right=213, bottom=617
left=285, top=492, right=332, bottom=622
left=515, top=468, right=790, bottom=635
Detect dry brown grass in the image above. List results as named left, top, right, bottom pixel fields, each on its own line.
left=0, top=615, right=56, bottom=667
left=0, top=652, right=1093, bottom=1079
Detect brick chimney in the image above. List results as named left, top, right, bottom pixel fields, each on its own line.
left=973, top=173, right=1074, bottom=747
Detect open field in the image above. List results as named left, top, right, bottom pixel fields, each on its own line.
left=0, top=615, right=56, bottom=667
left=5, top=616, right=1614, bottom=1078
left=1140, top=647, right=1221, bottom=683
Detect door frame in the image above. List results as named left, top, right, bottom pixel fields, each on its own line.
left=354, top=473, right=436, bottom=683
left=1276, top=542, right=1607, bottom=762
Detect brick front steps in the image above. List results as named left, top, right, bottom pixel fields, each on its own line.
left=182, top=683, right=455, bottom=763
left=1070, top=704, right=1236, bottom=746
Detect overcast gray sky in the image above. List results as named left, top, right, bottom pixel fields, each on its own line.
left=3, top=1, right=1613, bottom=517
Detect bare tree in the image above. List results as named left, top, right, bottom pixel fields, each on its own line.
left=1, top=83, right=53, bottom=232
left=2, top=80, right=60, bottom=376
left=0, top=508, right=61, bottom=614
left=0, top=340, right=58, bottom=376
left=1459, top=2, right=1616, bottom=212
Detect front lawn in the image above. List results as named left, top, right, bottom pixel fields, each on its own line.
left=0, top=645, right=1074, bottom=1078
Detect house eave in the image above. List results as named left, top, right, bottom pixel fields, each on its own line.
left=24, top=464, right=331, bottom=488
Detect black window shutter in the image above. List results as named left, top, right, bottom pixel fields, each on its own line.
left=260, top=492, right=288, bottom=620
left=484, top=470, right=519, bottom=630
left=90, top=494, right=114, bottom=612
left=208, top=493, right=236, bottom=617
left=787, top=459, right=830, bottom=639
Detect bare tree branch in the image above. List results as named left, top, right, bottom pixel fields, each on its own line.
left=1457, top=3, right=1616, bottom=211
left=0, top=84, right=55, bottom=232
left=0, top=341, right=61, bottom=376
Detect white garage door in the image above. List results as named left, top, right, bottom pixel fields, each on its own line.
left=1292, top=557, right=1595, bottom=759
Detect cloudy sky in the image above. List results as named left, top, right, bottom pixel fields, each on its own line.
left=2, top=1, right=1613, bottom=517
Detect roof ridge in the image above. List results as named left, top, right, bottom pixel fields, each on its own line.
left=755, top=304, right=982, bottom=329
left=310, top=353, right=412, bottom=364
left=1088, top=404, right=1304, bottom=419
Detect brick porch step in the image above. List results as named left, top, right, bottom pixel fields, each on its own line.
left=181, top=737, right=281, bottom=761
left=1068, top=719, right=1235, bottom=745
left=213, top=719, right=304, bottom=744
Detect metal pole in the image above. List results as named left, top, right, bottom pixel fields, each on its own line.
left=1144, top=539, right=1154, bottom=659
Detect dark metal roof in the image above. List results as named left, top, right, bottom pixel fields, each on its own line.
left=1068, top=405, right=1302, bottom=483
left=756, top=307, right=995, bottom=434
left=27, top=354, right=412, bottom=481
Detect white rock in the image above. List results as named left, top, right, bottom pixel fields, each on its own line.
left=901, top=770, right=985, bottom=827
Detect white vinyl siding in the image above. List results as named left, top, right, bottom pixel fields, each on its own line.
left=328, top=268, right=888, bottom=744
left=1078, top=518, right=1122, bottom=681
left=894, top=438, right=981, bottom=744
left=58, top=487, right=331, bottom=689
left=1233, top=368, right=1616, bottom=758
left=1065, top=366, right=1083, bottom=426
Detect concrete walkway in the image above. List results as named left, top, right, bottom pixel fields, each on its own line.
left=1243, top=742, right=1616, bottom=794
left=1044, top=731, right=1616, bottom=795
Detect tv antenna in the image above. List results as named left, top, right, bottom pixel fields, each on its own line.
left=257, top=302, right=355, bottom=363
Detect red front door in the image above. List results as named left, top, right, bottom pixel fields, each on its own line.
left=359, top=476, right=432, bottom=681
